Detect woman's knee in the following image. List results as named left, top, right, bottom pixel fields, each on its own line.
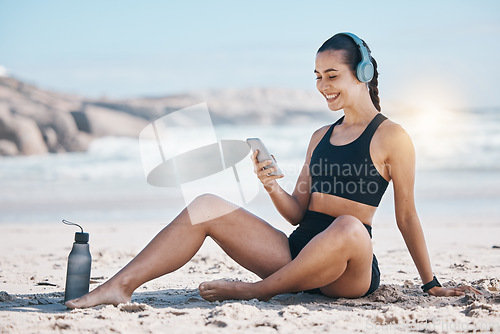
left=189, top=193, right=222, bottom=208
left=186, top=193, right=239, bottom=224
left=315, top=215, right=372, bottom=260
left=327, top=215, right=370, bottom=242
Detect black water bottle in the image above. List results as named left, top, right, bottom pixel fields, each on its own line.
left=63, top=220, right=92, bottom=302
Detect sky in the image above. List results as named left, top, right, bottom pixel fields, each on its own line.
left=1, top=0, right=499, bottom=109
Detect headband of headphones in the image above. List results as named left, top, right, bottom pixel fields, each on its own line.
left=336, top=32, right=374, bottom=83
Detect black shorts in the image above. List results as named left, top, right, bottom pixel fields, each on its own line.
left=288, top=210, right=380, bottom=297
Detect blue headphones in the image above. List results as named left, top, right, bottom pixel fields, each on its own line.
left=336, top=32, right=374, bottom=83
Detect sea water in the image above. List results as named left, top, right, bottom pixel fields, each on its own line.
left=1, top=108, right=499, bottom=230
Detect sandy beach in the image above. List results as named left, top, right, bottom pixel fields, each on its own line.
left=1, top=215, right=499, bottom=333
left=1, top=113, right=500, bottom=333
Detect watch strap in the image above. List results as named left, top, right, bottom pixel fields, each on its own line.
left=421, top=276, right=442, bottom=292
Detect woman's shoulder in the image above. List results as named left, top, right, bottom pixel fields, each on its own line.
left=309, top=123, right=332, bottom=146
left=376, top=116, right=414, bottom=152
left=312, top=124, right=331, bottom=139
left=379, top=116, right=411, bottom=140
left=304, top=124, right=333, bottom=158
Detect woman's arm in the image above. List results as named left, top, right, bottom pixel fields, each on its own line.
left=386, top=124, right=478, bottom=296
left=252, top=127, right=327, bottom=225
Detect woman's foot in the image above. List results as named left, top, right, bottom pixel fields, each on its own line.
left=65, top=281, right=131, bottom=309
left=198, top=279, right=271, bottom=302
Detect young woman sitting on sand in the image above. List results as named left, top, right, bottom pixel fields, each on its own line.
left=66, top=32, right=479, bottom=309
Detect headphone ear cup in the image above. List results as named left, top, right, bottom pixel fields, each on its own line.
left=336, top=32, right=374, bottom=83
left=356, top=61, right=374, bottom=83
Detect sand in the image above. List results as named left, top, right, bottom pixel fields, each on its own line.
left=1, top=221, right=499, bottom=334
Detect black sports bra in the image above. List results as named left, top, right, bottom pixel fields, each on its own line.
left=310, top=113, right=389, bottom=207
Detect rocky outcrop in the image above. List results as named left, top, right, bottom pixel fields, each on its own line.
left=0, top=76, right=332, bottom=156
left=73, top=104, right=149, bottom=137
left=0, top=139, right=17, bottom=155
left=0, top=77, right=151, bottom=156
left=0, top=104, right=47, bottom=155
left=0, top=77, right=88, bottom=155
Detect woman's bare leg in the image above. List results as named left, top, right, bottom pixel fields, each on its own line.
left=199, top=215, right=374, bottom=301
left=65, top=194, right=292, bottom=308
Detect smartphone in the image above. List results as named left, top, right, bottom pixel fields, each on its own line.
left=246, top=138, right=283, bottom=176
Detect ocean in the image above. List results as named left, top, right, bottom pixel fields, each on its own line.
left=1, top=108, right=499, bottom=232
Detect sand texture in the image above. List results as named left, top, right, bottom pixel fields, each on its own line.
left=1, top=222, right=499, bottom=333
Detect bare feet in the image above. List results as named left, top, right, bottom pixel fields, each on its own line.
left=199, top=279, right=271, bottom=302
left=65, top=282, right=131, bottom=309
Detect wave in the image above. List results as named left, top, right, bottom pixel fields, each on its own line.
left=1, top=111, right=499, bottom=188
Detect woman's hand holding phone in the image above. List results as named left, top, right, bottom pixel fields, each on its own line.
left=251, top=150, right=284, bottom=187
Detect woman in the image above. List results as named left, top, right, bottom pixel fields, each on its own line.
left=66, top=33, right=477, bottom=309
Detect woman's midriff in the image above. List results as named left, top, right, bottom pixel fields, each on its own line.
left=308, top=192, right=377, bottom=226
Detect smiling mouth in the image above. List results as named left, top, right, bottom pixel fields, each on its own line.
left=324, top=92, right=339, bottom=102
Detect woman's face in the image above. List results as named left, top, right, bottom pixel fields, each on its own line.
left=314, top=50, right=362, bottom=111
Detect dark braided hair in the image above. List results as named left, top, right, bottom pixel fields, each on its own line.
left=317, top=34, right=381, bottom=111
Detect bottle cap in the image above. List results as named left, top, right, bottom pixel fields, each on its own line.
left=75, top=232, right=89, bottom=243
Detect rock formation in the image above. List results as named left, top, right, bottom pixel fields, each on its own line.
left=0, top=76, right=330, bottom=156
